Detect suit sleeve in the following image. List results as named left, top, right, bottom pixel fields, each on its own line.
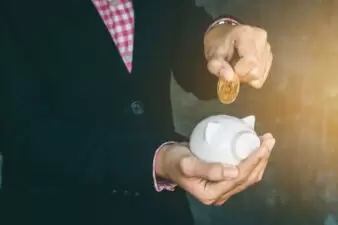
left=171, top=0, right=219, bottom=101
left=0, top=18, right=165, bottom=190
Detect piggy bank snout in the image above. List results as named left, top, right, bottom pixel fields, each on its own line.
left=232, top=132, right=261, bottom=161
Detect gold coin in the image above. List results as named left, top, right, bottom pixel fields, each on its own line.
left=217, top=74, right=240, bottom=104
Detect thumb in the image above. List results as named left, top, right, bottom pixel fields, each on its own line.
left=207, top=58, right=235, bottom=81
left=180, top=156, right=239, bottom=181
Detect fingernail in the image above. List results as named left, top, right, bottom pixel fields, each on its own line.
left=220, top=68, right=234, bottom=81
left=263, top=133, right=273, bottom=139
left=223, top=165, right=238, bottom=178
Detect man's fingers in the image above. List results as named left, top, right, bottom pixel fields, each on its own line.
left=213, top=185, right=244, bottom=206
left=249, top=148, right=271, bottom=183
left=260, top=133, right=276, bottom=152
left=213, top=135, right=275, bottom=205
left=214, top=198, right=229, bottom=206
left=233, top=28, right=259, bottom=80
left=233, top=57, right=258, bottom=82
left=207, top=58, right=235, bottom=81
left=235, top=145, right=266, bottom=182
left=181, top=134, right=275, bottom=207
left=259, top=133, right=273, bottom=142
left=257, top=134, right=275, bottom=180
left=236, top=134, right=275, bottom=182
left=231, top=26, right=271, bottom=86
left=210, top=147, right=268, bottom=204
left=214, top=154, right=269, bottom=205
left=249, top=44, right=273, bottom=89
left=263, top=44, right=273, bottom=81
left=249, top=134, right=275, bottom=182
left=257, top=154, right=270, bottom=181
left=180, top=156, right=239, bottom=181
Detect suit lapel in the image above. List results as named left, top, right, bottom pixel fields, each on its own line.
left=83, top=1, right=128, bottom=76
left=131, top=0, right=173, bottom=79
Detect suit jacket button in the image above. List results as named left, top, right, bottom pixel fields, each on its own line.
left=123, top=190, right=131, bottom=196
left=130, top=101, right=144, bottom=115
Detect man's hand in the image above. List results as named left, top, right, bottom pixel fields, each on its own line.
left=204, top=24, right=273, bottom=89
left=156, top=133, right=275, bottom=205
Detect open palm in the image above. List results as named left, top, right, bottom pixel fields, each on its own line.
left=163, top=133, right=275, bottom=205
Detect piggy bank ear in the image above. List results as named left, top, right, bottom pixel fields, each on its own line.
left=204, top=122, right=220, bottom=144
left=241, top=115, right=255, bottom=129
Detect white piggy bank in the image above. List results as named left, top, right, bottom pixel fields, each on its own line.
left=189, top=115, right=260, bottom=165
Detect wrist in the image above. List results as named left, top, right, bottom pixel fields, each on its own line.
left=204, top=24, right=235, bottom=61
left=205, top=17, right=241, bottom=36
left=155, top=142, right=190, bottom=180
left=155, top=146, right=169, bottom=179
left=204, top=18, right=240, bottom=61
left=204, top=24, right=235, bottom=42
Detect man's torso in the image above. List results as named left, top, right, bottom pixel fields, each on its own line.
left=3, top=0, right=177, bottom=133
left=1, top=1, right=193, bottom=224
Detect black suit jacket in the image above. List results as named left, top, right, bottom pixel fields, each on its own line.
left=0, top=0, right=219, bottom=193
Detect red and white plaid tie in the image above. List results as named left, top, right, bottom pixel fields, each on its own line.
left=92, top=0, right=135, bottom=73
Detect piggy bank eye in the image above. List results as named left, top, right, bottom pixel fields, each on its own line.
left=204, top=122, right=220, bottom=144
